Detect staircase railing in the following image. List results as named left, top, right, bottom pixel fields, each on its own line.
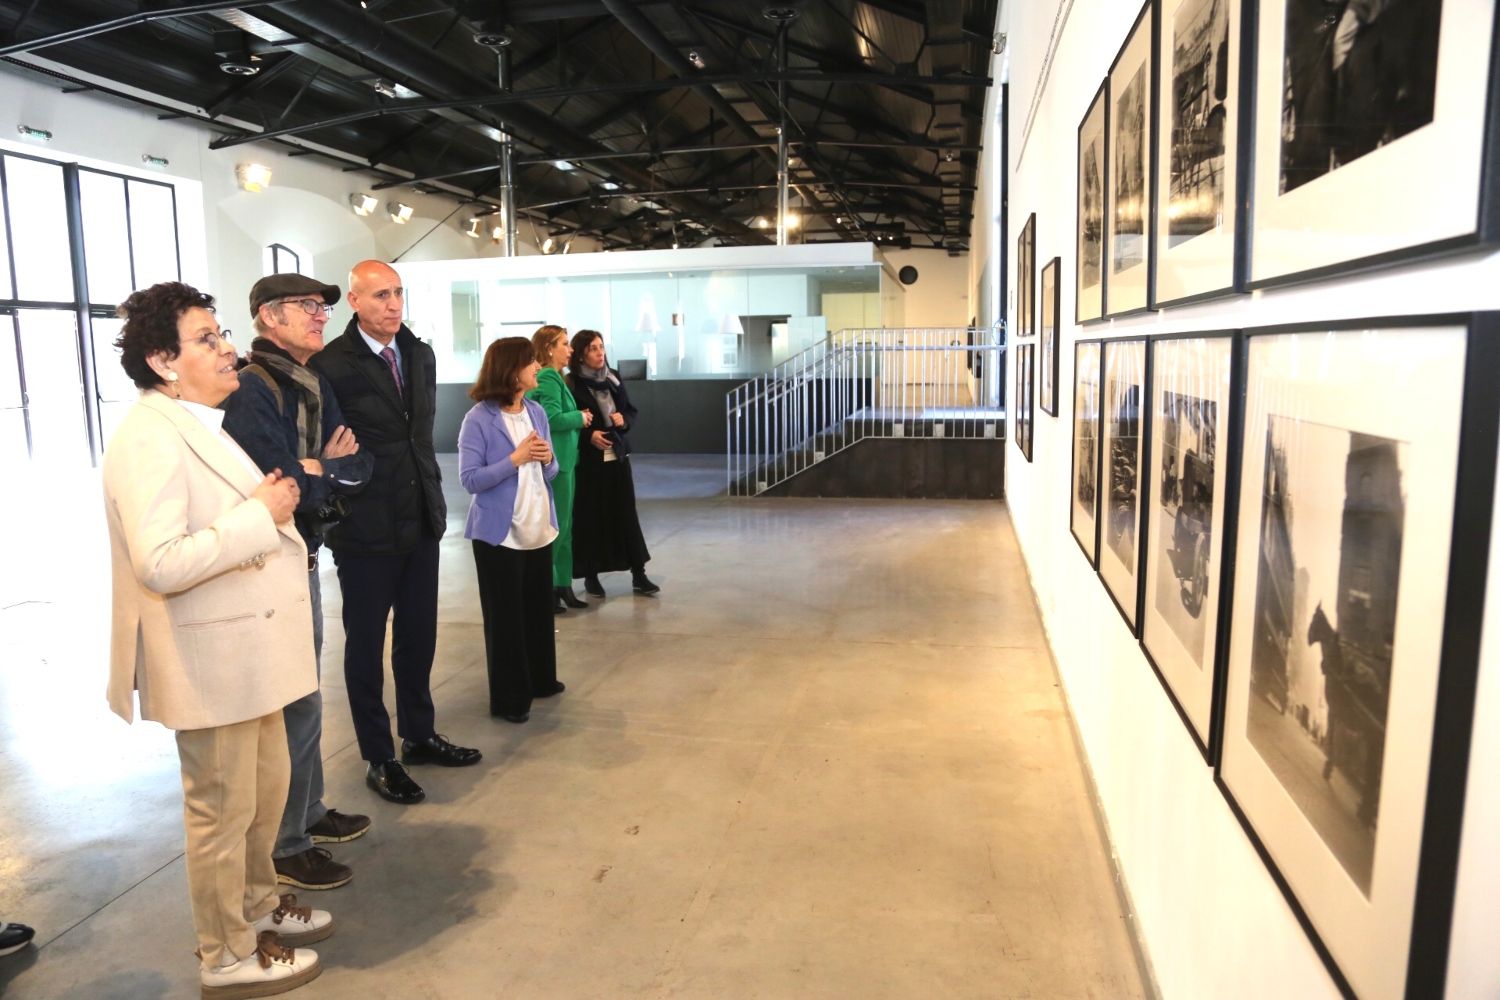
left=726, top=325, right=1005, bottom=496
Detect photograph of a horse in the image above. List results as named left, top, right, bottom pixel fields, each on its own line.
left=1246, top=414, right=1401, bottom=895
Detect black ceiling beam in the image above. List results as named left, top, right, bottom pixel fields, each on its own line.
left=510, top=16, right=615, bottom=83
left=0, top=1, right=293, bottom=58
left=257, top=0, right=761, bottom=239
left=205, top=69, right=990, bottom=149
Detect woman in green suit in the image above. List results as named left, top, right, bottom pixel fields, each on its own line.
left=528, top=325, right=593, bottom=612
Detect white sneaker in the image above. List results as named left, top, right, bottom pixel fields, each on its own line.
left=251, top=894, right=334, bottom=946
left=200, top=932, right=320, bottom=999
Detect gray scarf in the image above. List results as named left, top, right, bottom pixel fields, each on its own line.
left=576, top=363, right=620, bottom=423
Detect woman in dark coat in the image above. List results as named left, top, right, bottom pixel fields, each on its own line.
left=567, top=329, right=658, bottom=598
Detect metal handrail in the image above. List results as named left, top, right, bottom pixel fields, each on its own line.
left=727, top=325, right=1005, bottom=496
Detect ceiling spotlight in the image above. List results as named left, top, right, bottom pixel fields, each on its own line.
left=542, top=236, right=556, bottom=254
left=992, top=32, right=1008, bottom=55
left=835, top=216, right=843, bottom=224
left=687, top=50, right=706, bottom=69
left=753, top=216, right=770, bottom=228
left=672, top=240, right=680, bottom=250
left=464, top=217, right=484, bottom=238
left=762, top=6, right=801, bottom=23
left=349, top=192, right=378, bottom=216
left=491, top=223, right=505, bottom=242
left=562, top=239, right=573, bottom=254
left=388, top=201, right=414, bottom=224
left=942, top=149, right=955, bottom=162
left=601, top=181, right=620, bottom=191
left=785, top=212, right=800, bottom=230
left=553, top=160, right=575, bottom=172
left=371, top=79, right=399, bottom=99
left=17, top=125, right=52, bottom=142
left=473, top=20, right=512, bottom=49
left=235, top=162, right=271, bottom=192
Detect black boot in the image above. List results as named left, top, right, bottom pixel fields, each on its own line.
left=632, top=571, right=660, bottom=596
left=584, top=574, right=605, bottom=597
left=557, top=586, right=587, bottom=609
left=553, top=590, right=567, bottom=615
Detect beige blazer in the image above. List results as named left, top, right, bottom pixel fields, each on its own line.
left=103, top=390, right=317, bottom=731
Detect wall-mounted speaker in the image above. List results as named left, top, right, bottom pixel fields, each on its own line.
left=898, top=265, right=919, bottom=285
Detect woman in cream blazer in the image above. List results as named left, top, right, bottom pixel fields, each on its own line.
left=103, top=282, right=327, bottom=1000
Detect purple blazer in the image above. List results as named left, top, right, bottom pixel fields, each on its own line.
left=457, top=398, right=560, bottom=546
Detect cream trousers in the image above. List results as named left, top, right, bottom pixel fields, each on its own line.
left=176, top=710, right=290, bottom=969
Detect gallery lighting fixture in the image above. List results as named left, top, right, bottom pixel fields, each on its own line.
left=541, top=237, right=556, bottom=254
left=554, top=160, right=575, bottom=172
left=235, top=162, right=272, bottom=192
left=141, top=154, right=169, bottom=168
left=349, top=192, right=378, bottom=216
left=562, top=239, right=573, bottom=254
left=785, top=212, right=800, bottom=230
left=16, top=124, right=52, bottom=142
left=490, top=222, right=505, bottom=242
left=371, top=79, right=399, bottom=99
left=600, top=181, right=620, bottom=191
left=687, top=50, right=706, bottom=69
left=753, top=216, right=770, bottom=228
left=388, top=201, right=414, bottom=224
left=464, top=217, right=484, bottom=238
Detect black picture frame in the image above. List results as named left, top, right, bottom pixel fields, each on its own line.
left=1151, top=0, right=1254, bottom=308
left=1071, top=339, right=1104, bottom=565
left=1098, top=337, right=1149, bottom=632
left=1077, top=80, right=1109, bottom=324
left=1040, top=257, right=1062, bottom=416
left=1104, top=0, right=1158, bottom=318
left=1017, top=213, right=1037, bottom=340
left=1246, top=2, right=1500, bottom=288
left=1216, top=313, right=1500, bottom=1000
left=1014, top=342, right=1035, bottom=462
left=1138, top=330, right=1241, bottom=761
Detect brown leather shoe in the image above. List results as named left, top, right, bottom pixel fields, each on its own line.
left=273, top=847, right=352, bottom=891
left=307, top=809, right=371, bottom=844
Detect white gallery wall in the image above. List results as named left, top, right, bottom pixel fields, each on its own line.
left=989, top=1, right=1500, bottom=998
left=0, top=63, right=588, bottom=321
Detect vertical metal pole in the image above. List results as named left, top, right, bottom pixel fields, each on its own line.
left=498, top=51, right=518, bottom=257
left=776, top=26, right=788, bottom=247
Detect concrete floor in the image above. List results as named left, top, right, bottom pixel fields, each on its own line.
left=0, top=454, right=1146, bottom=1000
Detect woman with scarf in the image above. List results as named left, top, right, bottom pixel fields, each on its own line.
left=526, top=325, right=592, bottom=614
left=567, top=329, right=658, bottom=598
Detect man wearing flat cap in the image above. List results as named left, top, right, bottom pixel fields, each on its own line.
left=222, top=273, right=375, bottom=892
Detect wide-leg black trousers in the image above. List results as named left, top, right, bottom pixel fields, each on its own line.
left=472, top=540, right=558, bottom=717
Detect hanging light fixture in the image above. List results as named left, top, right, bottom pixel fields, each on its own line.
left=541, top=236, right=556, bottom=254
left=464, top=217, right=484, bottom=238
left=349, top=192, right=378, bottom=216
left=388, top=201, right=414, bottom=224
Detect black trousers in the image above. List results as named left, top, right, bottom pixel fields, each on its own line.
left=333, top=535, right=439, bottom=762
left=472, top=540, right=558, bottom=717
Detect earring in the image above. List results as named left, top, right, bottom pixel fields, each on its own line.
left=165, top=370, right=180, bottom=398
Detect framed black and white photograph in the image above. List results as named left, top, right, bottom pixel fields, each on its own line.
left=1014, top=343, right=1035, bottom=463
left=1248, top=0, right=1500, bottom=287
left=1071, top=340, right=1104, bottom=564
left=1219, top=315, right=1500, bottom=1000
left=1105, top=2, right=1157, bottom=316
left=1077, top=81, right=1109, bottom=324
left=1140, top=333, right=1237, bottom=755
left=1098, top=338, right=1148, bottom=629
left=1152, top=0, right=1249, bottom=306
left=1040, top=257, right=1062, bottom=416
left=1018, top=213, right=1037, bottom=340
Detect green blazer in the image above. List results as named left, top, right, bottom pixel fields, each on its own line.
left=527, top=366, right=586, bottom=473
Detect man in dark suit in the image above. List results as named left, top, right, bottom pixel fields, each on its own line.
left=310, top=260, right=480, bottom=804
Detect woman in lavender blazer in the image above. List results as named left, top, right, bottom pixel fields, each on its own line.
left=458, top=337, right=565, bottom=723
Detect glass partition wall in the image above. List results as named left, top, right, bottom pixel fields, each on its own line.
left=403, top=262, right=886, bottom=384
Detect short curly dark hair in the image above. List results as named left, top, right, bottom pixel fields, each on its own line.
left=114, top=281, right=217, bottom=389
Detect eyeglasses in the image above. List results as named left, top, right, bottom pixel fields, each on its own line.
left=278, top=297, right=334, bottom=316
left=182, top=329, right=232, bottom=352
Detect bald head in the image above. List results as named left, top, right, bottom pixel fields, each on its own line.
left=346, top=259, right=404, bottom=343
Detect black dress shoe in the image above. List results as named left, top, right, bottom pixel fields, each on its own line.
left=535, top=681, right=566, bottom=698
left=632, top=573, right=661, bottom=595
left=583, top=575, right=605, bottom=597
left=557, top=586, right=588, bottom=609
left=494, top=710, right=530, bottom=723
left=554, top=592, right=567, bottom=615
left=401, top=734, right=483, bottom=767
left=366, top=760, right=425, bottom=804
